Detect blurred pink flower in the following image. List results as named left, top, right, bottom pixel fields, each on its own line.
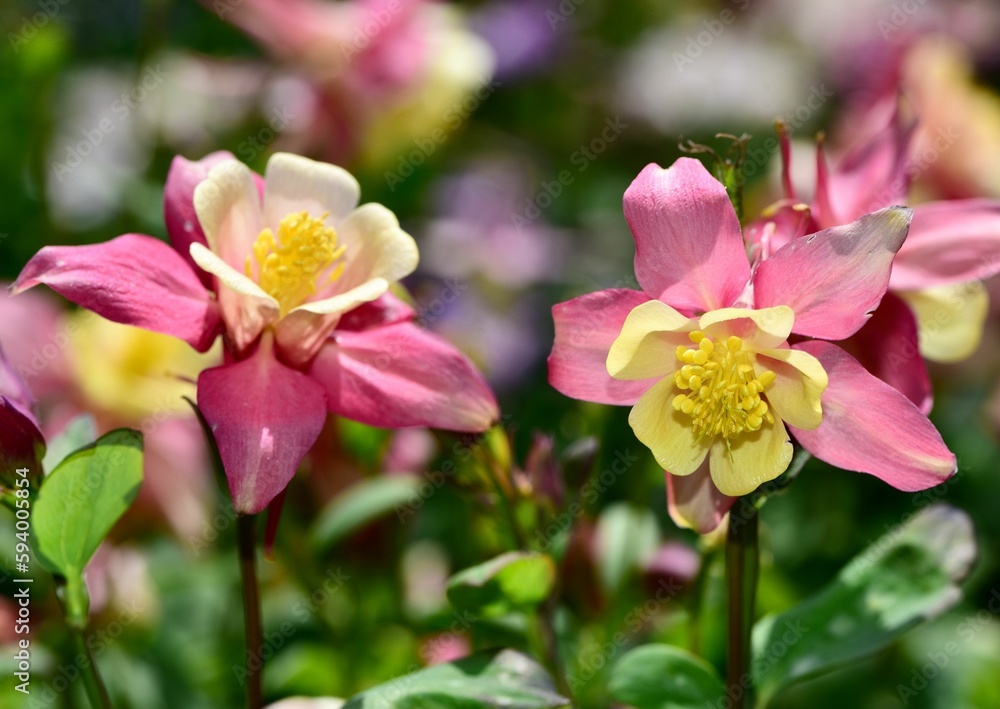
left=14, top=152, right=498, bottom=515
left=420, top=632, right=471, bottom=666
left=752, top=111, right=1000, bottom=412
left=550, top=158, right=955, bottom=533
left=216, top=0, right=494, bottom=167
left=0, top=347, right=44, bottom=480
left=84, top=543, right=157, bottom=620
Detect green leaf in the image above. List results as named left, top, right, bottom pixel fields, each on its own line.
left=595, top=502, right=660, bottom=594
left=608, top=644, right=727, bottom=709
left=337, top=418, right=392, bottom=470
left=447, top=552, right=556, bottom=615
left=41, top=413, right=97, bottom=474
left=752, top=503, right=976, bottom=707
left=33, top=428, right=144, bottom=578
left=343, top=649, right=568, bottom=708
left=312, top=475, right=423, bottom=550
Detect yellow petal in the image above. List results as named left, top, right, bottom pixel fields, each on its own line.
left=699, top=305, right=795, bottom=350
left=754, top=347, right=828, bottom=430
left=897, top=282, right=988, bottom=363
left=628, top=377, right=711, bottom=475
left=709, top=415, right=793, bottom=496
left=607, top=300, right=694, bottom=380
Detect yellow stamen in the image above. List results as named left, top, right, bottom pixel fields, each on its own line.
left=673, top=331, right=776, bottom=440
left=244, top=211, right=346, bottom=316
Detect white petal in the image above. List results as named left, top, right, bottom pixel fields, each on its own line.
left=331, top=203, right=419, bottom=294
left=193, top=160, right=262, bottom=272
left=190, top=242, right=278, bottom=351
left=276, top=279, right=389, bottom=367
left=263, top=153, right=360, bottom=229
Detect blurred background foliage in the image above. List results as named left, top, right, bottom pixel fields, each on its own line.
left=2, top=0, right=1000, bottom=707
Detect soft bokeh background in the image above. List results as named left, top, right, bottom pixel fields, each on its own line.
left=2, top=0, right=1000, bottom=707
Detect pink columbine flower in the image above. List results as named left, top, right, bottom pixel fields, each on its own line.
left=549, top=158, right=956, bottom=533
left=751, top=113, right=1000, bottom=412
left=13, top=152, right=498, bottom=514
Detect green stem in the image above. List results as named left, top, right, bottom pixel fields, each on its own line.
left=726, top=498, right=759, bottom=709
left=72, top=629, right=112, bottom=709
left=238, top=514, right=264, bottom=709
left=536, top=597, right=571, bottom=699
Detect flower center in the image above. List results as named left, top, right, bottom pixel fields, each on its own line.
left=245, top=211, right=346, bottom=316
left=671, top=331, right=776, bottom=440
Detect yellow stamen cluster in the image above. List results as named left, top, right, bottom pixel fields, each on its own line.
left=671, top=331, right=776, bottom=440
left=246, top=211, right=346, bottom=315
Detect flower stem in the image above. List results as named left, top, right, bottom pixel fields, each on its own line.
left=237, top=514, right=264, bottom=709
left=536, top=596, right=572, bottom=699
left=72, top=629, right=113, bottom=709
left=726, top=498, right=759, bottom=709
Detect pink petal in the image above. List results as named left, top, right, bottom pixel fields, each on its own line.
left=138, top=417, right=212, bottom=540
left=624, top=159, right=751, bottom=311
left=0, top=349, right=44, bottom=474
left=310, top=322, right=499, bottom=433
left=753, top=207, right=912, bottom=340
left=164, top=151, right=237, bottom=289
left=12, top=235, right=220, bottom=352
left=548, top=289, right=655, bottom=406
left=666, top=460, right=735, bottom=534
left=789, top=341, right=955, bottom=491
left=0, top=398, right=44, bottom=477
left=840, top=293, right=932, bottom=414
left=890, top=199, right=1000, bottom=289
left=0, top=285, right=71, bottom=399
left=824, top=111, right=915, bottom=224
left=197, top=345, right=328, bottom=515
left=336, top=292, right=416, bottom=332
left=275, top=278, right=388, bottom=367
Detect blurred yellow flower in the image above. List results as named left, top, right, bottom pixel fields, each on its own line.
left=68, top=312, right=219, bottom=421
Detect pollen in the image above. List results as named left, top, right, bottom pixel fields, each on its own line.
left=245, top=211, right=346, bottom=315
left=670, top=331, right=776, bottom=440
